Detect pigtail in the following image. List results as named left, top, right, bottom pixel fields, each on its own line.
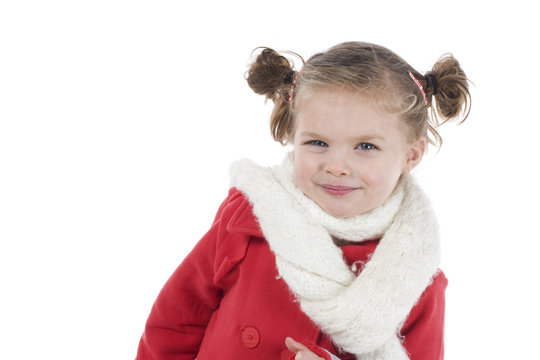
left=246, top=48, right=303, bottom=144
left=426, top=54, right=471, bottom=127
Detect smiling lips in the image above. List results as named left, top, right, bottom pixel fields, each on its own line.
left=320, top=184, right=360, bottom=196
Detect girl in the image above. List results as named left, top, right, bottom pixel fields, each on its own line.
left=136, top=41, right=471, bottom=360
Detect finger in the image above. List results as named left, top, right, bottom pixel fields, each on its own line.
left=285, top=337, right=309, bottom=353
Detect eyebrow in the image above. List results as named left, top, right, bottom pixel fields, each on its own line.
left=298, top=131, right=325, bottom=139
left=299, top=131, right=386, bottom=142
left=354, top=135, right=386, bottom=142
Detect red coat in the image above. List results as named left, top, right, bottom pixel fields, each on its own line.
left=137, top=188, right=447, bottom=359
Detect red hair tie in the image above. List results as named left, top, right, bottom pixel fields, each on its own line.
left=408, top=70, right=428, bottom=105
left=287, top=72, right=299, bottom=104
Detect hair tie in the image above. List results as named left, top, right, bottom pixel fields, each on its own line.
left=408, top=70, right=428, bottom=105
left=287, top=72, right=299, bottom=104
left=425, top=73, right=439, bottom=96
left=284, top=70, right=295, bottom=84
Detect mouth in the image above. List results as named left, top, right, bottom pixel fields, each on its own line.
left=319, top=184, right=360, bottom=196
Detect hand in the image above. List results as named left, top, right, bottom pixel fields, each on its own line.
left=285, top=337, right=326, bottom=360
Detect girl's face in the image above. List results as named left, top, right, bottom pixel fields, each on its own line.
left=292, top=88, right=426, bottom=218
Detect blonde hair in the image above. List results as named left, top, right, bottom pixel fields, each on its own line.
left=246, top=42, right=471, bottom=147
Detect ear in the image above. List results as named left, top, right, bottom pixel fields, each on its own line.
left=402, top=137, right=427, bottom=174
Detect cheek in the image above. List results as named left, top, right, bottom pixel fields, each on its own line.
left=292, top=153, right=306, bottom=187
left=356, top=158, right=387, bottom=181
left=360, top=157, right=403, bottom=189
left=293, top=151, right=316, bottom=188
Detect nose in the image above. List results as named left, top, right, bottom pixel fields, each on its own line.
left=324, top=152, right=352, bottom=177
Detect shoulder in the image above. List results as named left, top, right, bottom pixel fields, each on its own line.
left=401, top=270, right=448, bottom=334
left=400, top=270, right=447, bottom=359
left=423, top=270, right=448, bottom=299
left=414, top=270, right=448, bottom=313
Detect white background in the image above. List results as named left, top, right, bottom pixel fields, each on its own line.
left=1, top=1, right=539, bottom=359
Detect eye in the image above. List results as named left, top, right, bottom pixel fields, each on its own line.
left=306, top=140, right=328, bottom=147
left=357, top=142, right=377, bottom=151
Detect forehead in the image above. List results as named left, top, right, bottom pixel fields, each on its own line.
left=293, top=88, right=406, bottom=137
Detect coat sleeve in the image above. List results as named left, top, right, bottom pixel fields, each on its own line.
left=400, top=270, right=448, bottom=360
left=136, top=189, right=249, bottom=360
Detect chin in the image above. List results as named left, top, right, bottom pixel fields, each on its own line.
left=324, top=206, right=355, bottom=219
left=324, top=201, right=376, bottom=218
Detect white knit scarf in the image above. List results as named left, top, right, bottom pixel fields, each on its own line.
left=230, top=155, right=440, bottom=360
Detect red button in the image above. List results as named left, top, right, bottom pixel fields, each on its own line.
left=241, top=327, right=260, bottom=348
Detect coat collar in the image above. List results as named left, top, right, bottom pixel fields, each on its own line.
left=225, top=188, right=264, bottom=239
